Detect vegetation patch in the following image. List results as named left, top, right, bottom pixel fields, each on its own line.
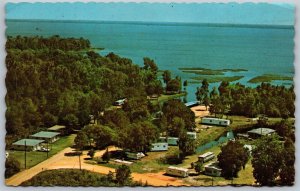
left=248, top=74, right=293, bottom=83
left=179, top=67, right=247, bottom=75
left=21, top=168, right=141, bottom=186
left=190, top=76, right=244, bottom=83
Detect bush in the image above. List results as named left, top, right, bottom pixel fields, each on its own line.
left=116, top=165, right=132, bottom=185
left=5, top=157, right=21, bottom=178
left=160, top=150, right=183, bottom=165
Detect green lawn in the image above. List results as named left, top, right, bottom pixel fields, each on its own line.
left=8, top=134, right=76, bottom=170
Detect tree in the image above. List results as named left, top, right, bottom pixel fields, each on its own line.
left=217, top=141, right=249, bottom=179
left=122, top=97, right=149, bottom=121
left=62, top=113, right=78, bottom=129
left=5, top=157, right=21, bottom=178
left=168, top=117, right=185, bottom=137
left=162, top=70, right=171, bottom=84
left=143, top=57, right=158, bottom=73
left=166, top=79, right=181, bottom=92
left=162, top=99, right=195, bottom=131
left=194, top=162, right=203, bottom=174
left=279, top=138, right=295, bottom=185
left=116, top=165, right=132, bottom=185
left=88, top=149, right=95, bottom=159
left=178, top=130, right=196, bottom=157
left=93, top=125, right=117, bottom=150
left=252, top=135, right=284, bottom=186
left=102, top=148, right=111, bottom=163
left=74, top=131, right=89, bottom=150
left=195, top=79, right=209, bottom=106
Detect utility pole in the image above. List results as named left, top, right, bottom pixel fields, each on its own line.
left=79, top=153, right=82, bottom=170
left=24, top=140, right=27, bottom=169
left=46, top=141, right=49, bottom=158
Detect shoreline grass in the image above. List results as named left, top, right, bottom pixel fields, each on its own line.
left=179, top=67, right=247, bottom=76
left=190, top=76, right=244, bottom=83
left=248, top=74, right=293, bottom=83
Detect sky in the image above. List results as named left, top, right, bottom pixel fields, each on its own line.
left=5, top=2, right=295, bottom=25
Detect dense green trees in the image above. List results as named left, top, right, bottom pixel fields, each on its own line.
left=6, top=36, right=162, bottom=143
left=199, top=80, right=294, bottom=118
left=217, top=141, right=249, bottom=179
left=161, top=99, right=195, bottom=132
left=252, top=135, right=283, bottom=186
left=21, top=169, right=141, bottom=186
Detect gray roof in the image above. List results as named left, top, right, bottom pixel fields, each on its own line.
left=248, top=128, right=275, bottom=136
left=31, top=131, right=60, bottom=139
left=12, top=139, right=44, bottom=146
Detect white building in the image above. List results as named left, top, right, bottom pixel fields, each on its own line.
left=204, top=162, right=222, bottom=177
left=166, top=166, right=189, bottom=177
left=150, top=143, right=168, bottom=151
left=198, top=152, right=215, bottom=163
left=201, top=117, right=230, bottom=126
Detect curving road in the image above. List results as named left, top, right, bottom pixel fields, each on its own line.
left=6, top=146, right=187, bottom=187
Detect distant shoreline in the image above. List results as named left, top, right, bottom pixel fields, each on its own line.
left=5, top=19, right=294, bottom=30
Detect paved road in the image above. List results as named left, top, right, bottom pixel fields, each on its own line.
left=6, top=146, right=186, bottom=187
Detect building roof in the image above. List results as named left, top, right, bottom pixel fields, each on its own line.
left=247, top=128, right=275, bottom=136
left=152, top=142, right=168, bottom=146
left=204, top=162, right=222, bottom=170
left=31, top=131, right=60, bottom=139
left=12, top=139, right=44, bottom=146
left=48, top=125, right=66, bottom=131
left=199, top=152, right=214, bottom=158
left=185, top=101, right=200, bottom=107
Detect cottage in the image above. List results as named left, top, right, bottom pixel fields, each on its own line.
left=204, top=162, right=222, bottom=177
left=166, top=166, right=189, bottom=177
left=30, top=131, right=60, bottom=143
left=201, top=117, right=230, bottom=126
left=247, top=128, right=275, bottom=138
left=150, top=143, right=168, bottom=151
left=159, top=137, right=179, bottom=146
left=12, top=139, right=44, bottom=151
left=198, top=152, right=215, bottom=163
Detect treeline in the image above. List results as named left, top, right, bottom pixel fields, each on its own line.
left=6, top=35, right=91, bottom=51
left=21, top=168, right=140, bottom=186
left=5, top=36, right=163, bottom=143
left=196, top=80, right=295, bottom=118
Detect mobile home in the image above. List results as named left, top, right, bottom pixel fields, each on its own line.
left=166, top=166, right=189, bottom=177
left=187, top=132, right=197, bottom=139
left=150, top=143, right=168, bottom=151
left=204, top=162, right=222, bottom=177
left=113, top=98, right=127, bottom=106
left=198, top=152, right=215, bottom=163
left=201, top=117, right=230, bottom=126
left=125, top=152, right=145, bottom=160
left=159, top=137, right=179, bottom=146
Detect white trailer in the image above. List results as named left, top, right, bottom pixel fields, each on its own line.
left=166, top=166, right=189, bottom=177
left=187, top=132, right=197, bottom=139
left=201, top=117, right=230, bottom=126
left=198, top=152, right=215, bottom=163
left=150, top=143, right=168, bottom=151
left=125, top=152, right=145, bottom=160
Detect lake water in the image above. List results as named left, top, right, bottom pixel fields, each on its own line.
left=6, top=20, right=295, bottom=101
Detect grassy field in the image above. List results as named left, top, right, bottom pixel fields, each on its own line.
left=8, top=134, right=76, bottom=170
left=150, top=93, right=186, bottom=105
left=248, top=74, right=293, bottom=83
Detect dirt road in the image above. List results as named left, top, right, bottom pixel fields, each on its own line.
left=6, top=146, right=186, bottom=187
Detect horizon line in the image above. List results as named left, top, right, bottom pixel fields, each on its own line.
left=6, top=18, right=294, bottom=29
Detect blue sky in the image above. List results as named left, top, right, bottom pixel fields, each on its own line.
left=6, top=2, right=294, bottom=25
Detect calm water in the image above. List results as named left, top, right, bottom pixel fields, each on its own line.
left=6, top=20, right=295, bottom=101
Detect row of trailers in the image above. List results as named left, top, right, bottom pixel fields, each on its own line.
left=166, top=152, right=221, bottom=178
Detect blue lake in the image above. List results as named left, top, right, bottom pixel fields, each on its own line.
left=6, top=20, right=295, bottom=101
